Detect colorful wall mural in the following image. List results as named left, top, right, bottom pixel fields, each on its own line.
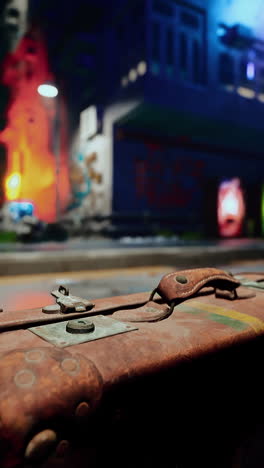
left=0, top=29, right=70, bottom=222
left=68, top=134, right=106, bottom=217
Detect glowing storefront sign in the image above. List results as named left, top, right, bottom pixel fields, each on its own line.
left=217, top=178, right=246, bottom=237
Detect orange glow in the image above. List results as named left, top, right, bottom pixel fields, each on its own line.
left=217, top=178, right=246, bottom=237
left=5, top=172, right=21, bottom=200
left=0, top=30, right=70, bottom=222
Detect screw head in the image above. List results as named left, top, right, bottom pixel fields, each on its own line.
left=75, top=401, right=91, bottom=420
left=55, top=440, right=70, bottom=458
left=25, top=429, right=57, bottom=462
left=66, top=319, right=95, bottom=334
left=175, top=275, right=188, bottom=284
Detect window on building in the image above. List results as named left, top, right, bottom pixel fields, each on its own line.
left=153, top=0, right=173, bottom=17
left=237, top=57, right=255, bottom=98
left=178, top=6, right=205, bottom=85
left=239, top=58, right=255, bottom=89
left=181, top=10, right=199, bottom=30
left=150, top=2, right=206, bottom=85
left=219, top=52, right=234, bottom=88
left=192, top=39, right=202, bottom=84
left=166, top=27, right=174, bottom=77
left=151, top=22, right=161, bottom=75
left=257, top=67, right=264, bottom=101
left=180, top=32, right=188, bottom=80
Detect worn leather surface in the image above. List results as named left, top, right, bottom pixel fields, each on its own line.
left=0, top=268, right=263, bottom=467
left=156, top=268, right=240, bottom=303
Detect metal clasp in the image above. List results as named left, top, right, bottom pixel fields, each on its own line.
left=43, top=285, right=94, bottom=314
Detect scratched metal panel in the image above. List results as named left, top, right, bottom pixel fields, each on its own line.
left=29, top=315, right=137, bottom=347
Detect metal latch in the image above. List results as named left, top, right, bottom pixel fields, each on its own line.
left=42, top=285, right=94, bottom=314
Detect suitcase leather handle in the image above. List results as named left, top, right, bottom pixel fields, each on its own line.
left=114, top=268, right=241, bottom=323
left=150, top=268, right=240, bottom=305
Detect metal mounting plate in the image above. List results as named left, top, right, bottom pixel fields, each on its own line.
left=235, top=276, right=264, bottom=290
left=29, top=315, right=137, bottom=348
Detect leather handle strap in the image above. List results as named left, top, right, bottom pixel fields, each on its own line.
left=150, top=268, right=240, bottom=305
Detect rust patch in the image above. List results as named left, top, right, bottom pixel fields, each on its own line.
left=0, top=348, right=103, bottom=467
left=14, top=369, right=36, bottom=389
left=25, top=349, right=45, bottom=363
left=61, top=358, right=80, bottom=376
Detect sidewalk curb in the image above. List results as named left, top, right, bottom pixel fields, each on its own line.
left=0, top=245, right=263, bottom=276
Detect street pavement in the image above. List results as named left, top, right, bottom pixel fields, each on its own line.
left=0, top=260, right=263, bottom=313
left=0, top=236, right=263, bottom=275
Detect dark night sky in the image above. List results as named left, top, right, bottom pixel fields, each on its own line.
left=29, top=0, right=113, bottom=114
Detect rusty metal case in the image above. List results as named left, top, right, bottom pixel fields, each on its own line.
left=0, top=268, right=264, bottom=468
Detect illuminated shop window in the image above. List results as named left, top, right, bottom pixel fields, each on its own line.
left=219, top=52, right=234, bottom=88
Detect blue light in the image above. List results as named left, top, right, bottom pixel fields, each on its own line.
left=217, top=26, right=226, bottom=37
left=8, top=201, right=34, bottom=222
left=246, top=61, right=255, bottom=80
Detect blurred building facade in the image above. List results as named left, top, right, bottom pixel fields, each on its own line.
left=72, top=0, right=264, bottom=237
left=1, top=0, right=264, bottom=236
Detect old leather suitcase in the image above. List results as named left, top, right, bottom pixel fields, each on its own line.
left=1, top=267, right=264, bottom=468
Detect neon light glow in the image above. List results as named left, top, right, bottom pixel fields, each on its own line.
left=217, top=178, right=246, bottom=237
left=246, top=61, right=255, bottom=80
left=37, top=83, right=58, bottom=98
left=5, top=172, right=21, bottom=200
left=0, top=32, right=70, bottom=222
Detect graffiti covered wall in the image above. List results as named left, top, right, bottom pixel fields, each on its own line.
left=68, top=133, right=106, bottom=217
